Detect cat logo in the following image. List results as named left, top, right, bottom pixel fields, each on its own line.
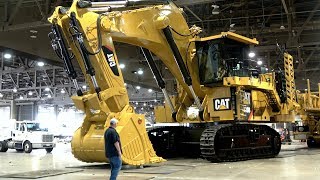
left=102, top=46, right=119, bottom=76
left=107, top=53, right=116, bottom=67
left=213, top=98, right=231, bottom=111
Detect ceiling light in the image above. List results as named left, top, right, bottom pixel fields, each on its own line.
left=143, top=103, right=146, bottom=106
left=13, top=88, right=17, bottom=93
left=124, top=83, right=127, bottom=86
left=45, top=87, right=50, bottom=91
left=148, top=89, right=153, bottom=93
left=61, top=89, right=65, bottom=94
left=28, top=91, right=33, bottom=96
left=154, top=99, right=157, bottom=102
left=135, top=102, right=138, bottom=105
left=0, top=93, right=3, bottom=98
left=37, top=61, right=45, bottom=67
left=82, top=85, right=87, bottom=90
left=19, top=96, right=23, bottom=100
left=134, top=107, right=136, bottom=110
left=212, top=5, right=220, bottom=15
left=48, top=94, right=52, bottom=98
left=257, top=60, right=263, bottom=66
left=119, top=64, right=125, bottom=69
left=30, top=30, right=38, bottom=33
left=137, top=69, right=143, bottom=75
left=280, top=25, right=285, bottom=30
left=248, top=52, right=256, bottom=58
left=4, top=53, right=12, bottom=59
left=136, top=86, right=141, bottom=90
left=150, top=105, right=153, bottom=108
left=141, top=107, right=144, bottom=110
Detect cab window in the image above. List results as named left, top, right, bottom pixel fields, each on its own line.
left=19, top=123, right=25, bottom=131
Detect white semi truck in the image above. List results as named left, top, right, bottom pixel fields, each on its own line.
left=0, top=120, right=56, bottom=153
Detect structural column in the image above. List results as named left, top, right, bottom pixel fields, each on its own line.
left=10, top=100, right=17, bottom=120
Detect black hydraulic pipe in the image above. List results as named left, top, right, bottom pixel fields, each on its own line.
left=141, top=47, right=177, bottom=120
left=51, top=23, right=77, bottom=79
left=141, top=47, right=165, bottom=89
left=49, top=22, right=83, bottom=96
left=69, top=12, right=101, bottom=94
left=162, top=26, right=204, bottom=120
left=69, top=12, right=95, bottom=77
left=162, top=26, right=192, bottom=86
left=77, top=0, right=169, bottom=8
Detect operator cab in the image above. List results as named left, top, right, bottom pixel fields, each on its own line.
left=194, top=32, right=260, bottom=86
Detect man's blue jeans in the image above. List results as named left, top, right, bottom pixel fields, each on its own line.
left=109, top=156, right=122, bottom=180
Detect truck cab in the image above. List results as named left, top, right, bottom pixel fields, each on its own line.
left=0, top=120, right=56, bottom=153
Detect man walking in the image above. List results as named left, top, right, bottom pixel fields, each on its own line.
left=105, top=118, right=122, bottom=180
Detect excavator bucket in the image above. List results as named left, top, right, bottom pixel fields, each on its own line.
left=70, top=105, right=165, bottom=166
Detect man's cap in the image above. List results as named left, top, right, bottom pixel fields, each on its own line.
left=110, top=118, right=118, bottom=125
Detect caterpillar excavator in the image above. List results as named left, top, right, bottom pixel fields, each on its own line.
left=48, top=0, right=302, bottom=165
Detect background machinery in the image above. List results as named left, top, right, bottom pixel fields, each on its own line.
left=48, top=0, right=312, bottom=165
left=295, top=79, right=320, bottom=147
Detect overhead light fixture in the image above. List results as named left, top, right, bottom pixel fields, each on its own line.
left=19, top=96, right=23, bottom=100
left=0, top=93, right=3, bottom=98
left=280, top=25, right=285, bottom=30
left=143, top=103, right=147, bottom=106
left=212, top=5, right=220, bottom=15
left=229, top=23, right=236, bottom=32
left=248, top=52, right=256, bottom=58
left=124, top=83, right=127, bottom=86
left=141, top=107, right=144, bottom=110
left=257, top=60, right=263, bottom=66
left=4, top=53, right=12, bottom=59
left=45, top=87, right=50, bottom=91
left=137, top=69, right=143, bottom=75
left=48, top=94, right=52, bottom=98
left=148, top=89, right=153, bottom=93
left=82, top=85, right=87, bottom=90
left=28, top=91, right=33, bottom=96
left=119, top=64, right=125, bottom=69
left=150, top=105, right=153, bottom=108
left=13, top=88, right=17, bottom=93
left=37, top=61, right=45, bottom=67
left=135, top=102, right=138, bottom=105
left=61, top=89, right=65, bottom=94
left=30, top=30, right=38, bottom=33
left=154, top=99, right=157, bottom=102
left=136, top=86, right=141, bottom=90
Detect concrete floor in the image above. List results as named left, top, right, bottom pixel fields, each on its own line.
left=0, top=142, right=320, bottom=180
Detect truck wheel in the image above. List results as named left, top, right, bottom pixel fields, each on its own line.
left=45, top=148, right=53, bottom=153
left=0, top=141, right=8, bottom=152
left=23, top=141, right=32, bottom=153
left=307, top=138, right=317, bottom=148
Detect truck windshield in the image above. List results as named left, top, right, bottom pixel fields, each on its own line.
left=26, top=123, right=47, bottom=131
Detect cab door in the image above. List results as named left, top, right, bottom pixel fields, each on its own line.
left=14, top=123, right=27, bottom=141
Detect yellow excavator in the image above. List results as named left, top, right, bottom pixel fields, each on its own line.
left=48, top=0, right=303, bottom=165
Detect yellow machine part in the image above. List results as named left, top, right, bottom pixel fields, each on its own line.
left=71, top=105, right=164, bottom=166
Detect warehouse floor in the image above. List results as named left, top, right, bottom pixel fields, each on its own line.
left=0, top=143, right=319, bottom=180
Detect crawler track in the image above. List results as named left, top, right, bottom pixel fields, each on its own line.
left=200, top=124, right=281, bottom=162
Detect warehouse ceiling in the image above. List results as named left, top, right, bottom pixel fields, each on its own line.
left=0, top=0, right=319, bottom=104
